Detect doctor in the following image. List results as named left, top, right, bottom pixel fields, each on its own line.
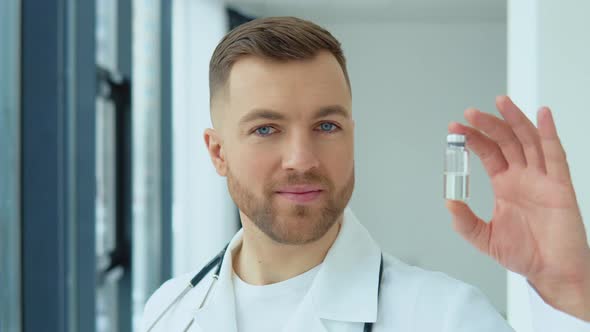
left=142, top=16, right=590, bottom=331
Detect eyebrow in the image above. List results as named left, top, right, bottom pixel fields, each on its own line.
left=239, top=105, right=350, bottom=125
left=239, top=109, right=285, bottom=125
left=313, top=105, right=350, bottom=120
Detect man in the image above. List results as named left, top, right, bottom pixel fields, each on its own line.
left=142, top=16, right=590, bottom=331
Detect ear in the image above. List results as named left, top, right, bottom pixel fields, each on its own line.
left=204, top=128, right=228, bottom=177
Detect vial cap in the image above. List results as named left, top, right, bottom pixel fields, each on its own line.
left=447, top=134, right=466, bottom=145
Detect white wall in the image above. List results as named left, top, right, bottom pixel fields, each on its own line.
left=324, top=21, right=508, bottom=314
left=507, top=0, right=590, bottom=330
left=537, top=2, right=590, bottom=233
left=172, top=0, right=238, bottom=277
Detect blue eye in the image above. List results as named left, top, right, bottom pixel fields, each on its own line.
left=318, top=122, right=338, bottom=133
left=254, top=126, right=276, bottom=136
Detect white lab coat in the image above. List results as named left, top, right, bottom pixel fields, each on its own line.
left=142, top=208, right=590, bottom=332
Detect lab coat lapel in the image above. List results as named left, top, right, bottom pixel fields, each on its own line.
left=311, top=207, right=382, bottom=323
left=284, top=207, right=382, bottom=331
left=193, top=230, right=243, bottom=332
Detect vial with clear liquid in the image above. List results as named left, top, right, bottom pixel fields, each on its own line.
left=444, top=134, right=469, bottom=201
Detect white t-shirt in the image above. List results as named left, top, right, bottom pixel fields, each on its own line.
left=232, top=264, right=322, bottom=332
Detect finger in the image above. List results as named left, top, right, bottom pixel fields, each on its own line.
left=448, top=122, right=508, bottom=177
left=537, top=107, right=571, bottom=183
left=445, top=200, right=491, bottom=255
left=495, top=96, right=546, bottom=172
left=464, top=108, right=527, bottom=168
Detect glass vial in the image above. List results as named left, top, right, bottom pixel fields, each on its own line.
left=444, top=134, right=469, bottom=201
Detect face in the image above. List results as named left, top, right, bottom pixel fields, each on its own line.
left=205, top=51, right=354, bottom=245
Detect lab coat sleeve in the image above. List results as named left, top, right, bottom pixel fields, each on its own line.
left=528, top=281, right=590, bottom=331
left=440, top=283, right=515, bottom=332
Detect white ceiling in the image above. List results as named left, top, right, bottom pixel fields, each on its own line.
left=225, top=0, right=506, bottom=23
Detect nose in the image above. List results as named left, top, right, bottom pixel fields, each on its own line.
left=281, top=131, right=320, bottom=172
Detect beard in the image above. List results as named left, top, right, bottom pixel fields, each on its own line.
left=226, top=166, right=354, bottom=245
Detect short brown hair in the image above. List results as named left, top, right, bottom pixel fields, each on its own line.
left=209, top=16, right=351, bottom=106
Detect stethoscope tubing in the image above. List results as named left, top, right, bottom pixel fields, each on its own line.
left=147, top=245, right=227, bottom=332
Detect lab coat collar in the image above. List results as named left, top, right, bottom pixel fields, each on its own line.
left=193, top=206, right=382, bottom=331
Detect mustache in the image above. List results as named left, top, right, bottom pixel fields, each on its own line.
left=269, top=171, right=330, bottom=190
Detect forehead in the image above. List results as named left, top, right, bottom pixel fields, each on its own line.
left=225, top=51, right=351, bottom=121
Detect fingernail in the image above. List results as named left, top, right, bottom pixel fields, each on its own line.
left=538, top=107, right=551, bottom=117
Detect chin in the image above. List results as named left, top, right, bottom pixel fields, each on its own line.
left=269, top=210, right=337, bottom=245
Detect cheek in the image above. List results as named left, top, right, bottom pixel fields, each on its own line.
left=230, top=143, right=276, bottom=185
left=318, top=139, right=354, bottom=180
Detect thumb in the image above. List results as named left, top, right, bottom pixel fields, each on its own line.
left=445, top=200, right=491, bottom=255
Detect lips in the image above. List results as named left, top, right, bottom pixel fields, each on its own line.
left=275, top=185, right=324, bottom=203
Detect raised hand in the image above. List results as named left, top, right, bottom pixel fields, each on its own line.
left=446, top=96, right=590, bottom=321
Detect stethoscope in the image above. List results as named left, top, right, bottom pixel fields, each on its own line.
left=147, top=244, right=384, bottom=332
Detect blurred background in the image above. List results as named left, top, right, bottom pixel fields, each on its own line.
left=1, top=0, right=588, bottom=331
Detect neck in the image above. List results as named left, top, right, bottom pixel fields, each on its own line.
left=233, top=212, right=342, bottom=285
